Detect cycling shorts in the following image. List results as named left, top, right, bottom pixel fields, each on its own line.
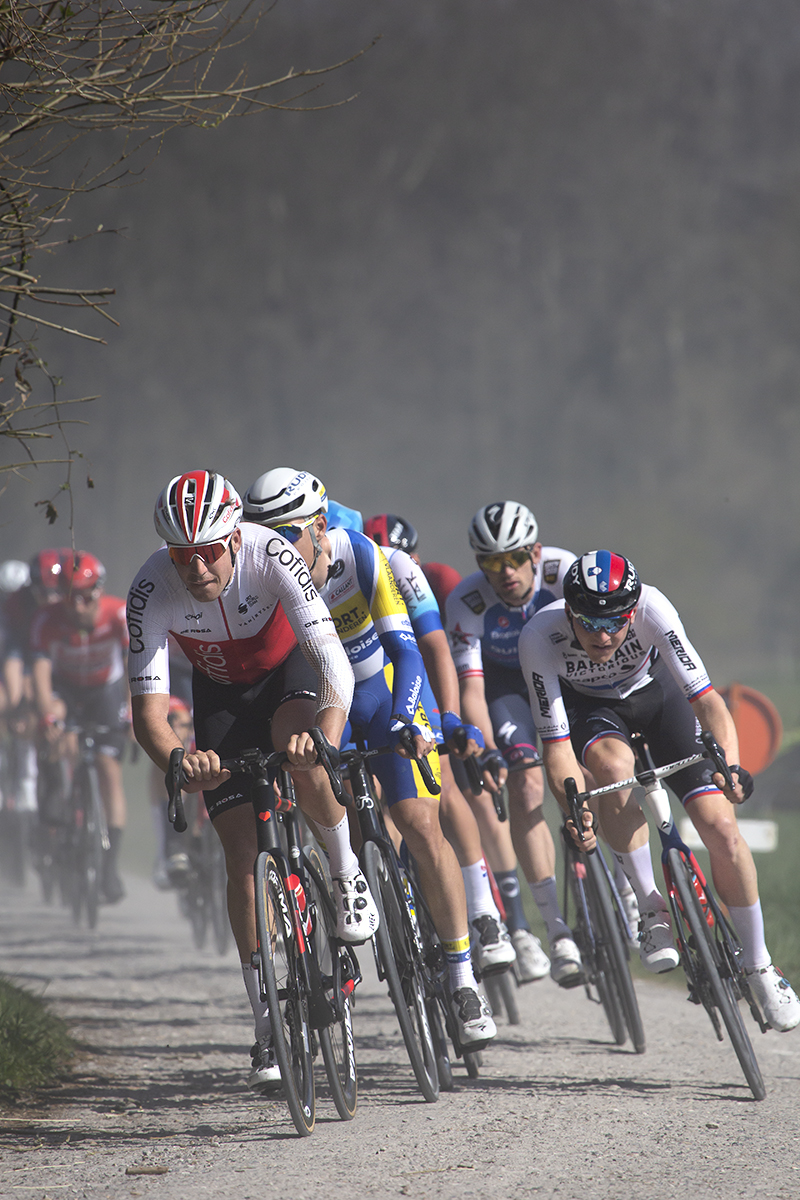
left=563, top=657, right=717, bottom=806
left=483, top=660, right=542, bottom=770
left=345, top=664, right=441, bottom=805
left=192, top=644, right=317, bottom=821
left=55, top=677, right=130, bottom=758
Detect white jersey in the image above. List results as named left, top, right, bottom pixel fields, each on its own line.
left=126, top=524, right=354, bottom=717
left=518, top=585, right=713, bottom=742
left=445, top=547, right=575, bottom=678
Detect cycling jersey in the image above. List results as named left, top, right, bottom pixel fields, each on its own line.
left=381, top=547, right=447, bottom=742
left=518, top=585, right=713, bottom=743
left=126, top=524, right=353, bottom=718
left=317, top=528, right=423, bottom=725
left=420, top=562, right=462, bottom=621
left=30, top=595, right=128, bottom=688
left=445, top=548, right=575, bottom=679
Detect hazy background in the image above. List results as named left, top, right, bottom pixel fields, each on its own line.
left=4, top=0, right=800, bottom=717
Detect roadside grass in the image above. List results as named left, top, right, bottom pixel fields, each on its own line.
left=0, top=976, right=75, bottom=1102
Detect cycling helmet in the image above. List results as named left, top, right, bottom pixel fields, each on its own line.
left=60, top=552, right=106, bottom=594
left=30, top=548, right=71, bottom=595
left=242, top=468, right=328, bottom=526
left=154, top=471, right=242, bottom=546
left=364, top=514, right=419, bottom=555
left=563, top=551, right=641, bottom=617
left=468, top=502, right=539, bottom=555
left=0, top=560, right=30, bottom=593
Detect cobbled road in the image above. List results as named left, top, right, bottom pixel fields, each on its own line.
left=1, top=875, right=799, bottom=1200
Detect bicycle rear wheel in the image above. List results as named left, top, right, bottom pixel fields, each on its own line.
left=668, top=848, right=765, bottom=1101
left=483, top=970, right=521, bottom=1026
left=362, top=839, right=439, bottom=1102
left=254, top=851, right=315, bottom=1135
left=303, top=845, right=358, bottom=1120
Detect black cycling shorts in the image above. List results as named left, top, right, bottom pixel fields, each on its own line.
left=483, top=660, right=542, bottom=770
left=55, top=676, right=130, bottom=758
left=192, top=644, right=318, bottom=821
left=562, top=657, right=716, bottom=806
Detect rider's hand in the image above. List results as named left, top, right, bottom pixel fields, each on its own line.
left=441, top=711, right=485, bottom=759
left=478, top=747, right=507, bottom=794
left=181, top=749, right=231, bottom=792
left=388, top=718, right=435, bottom=759
left=566, top=803, right=597, bottom=853
left=285, top=730, right=323, bottom=770
left=716, top=763, right=754, bottom=805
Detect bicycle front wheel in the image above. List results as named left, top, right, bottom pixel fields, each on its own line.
left=585, top=851, right=645, bottom=1054
left=254, top=851, right=315, bottom=1135
left=303, top=845, right=358, bottom=1120
left=668, top=848, right=765, bottom=1101
left=362, top=839, right=439, bottom=1102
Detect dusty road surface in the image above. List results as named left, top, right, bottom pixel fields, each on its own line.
left=1, top=874, right=799, bottom=1200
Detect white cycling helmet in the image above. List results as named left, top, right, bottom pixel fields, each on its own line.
left=468, top=502, right=539, bottom=555
left=0, top=559, right=30, bottom=593
left=154, top=471, right=242, bottom=546
left=243, top=467, right=328, bottom=526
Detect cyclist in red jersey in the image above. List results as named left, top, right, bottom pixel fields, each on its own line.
left=31, top=552, right=130, bottom=903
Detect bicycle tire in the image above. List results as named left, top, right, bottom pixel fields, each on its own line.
left=585, top=851, right=645, bottom=1054
left=483, top=970, right=521, bottom=1026
left=565, top=845, right=626, bottom=1046
left=303, top=845, right=358, bottom=1120
left=668, top=848, right=765, bottom=1101
left=464, top=1050, right=482, bottom=1079
left=82, top=764, right=104, bottom=930
left=425, top=996, right=454, bottom=1091
left=362, top=839, right=439, bottom=1102
left=254, top=851, right=316, bottom=1135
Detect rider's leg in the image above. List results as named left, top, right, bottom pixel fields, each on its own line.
left=438, top=755, right=502, bottom=921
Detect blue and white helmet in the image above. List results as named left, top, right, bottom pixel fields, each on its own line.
left=468, top=502, right=538, bottom=555
left=243, top=468, right=328, bottom=526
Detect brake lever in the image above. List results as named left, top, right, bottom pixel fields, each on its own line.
left=165, top=746, right=187, bottom=833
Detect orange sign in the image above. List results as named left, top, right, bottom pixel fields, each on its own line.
left=718, top=684, right=783, bottom=777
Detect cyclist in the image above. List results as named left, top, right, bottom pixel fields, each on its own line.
left=518, top=550, right=800, bottom=1032
left=244, top=469, right=497, bottom=1049
left=364, top=512, right=515, bottom=976
left=30, top=552, right=130, bottom=903
left=127, top=470, right=377, bottom=1090
left=445, top=502, right=582, bottom=987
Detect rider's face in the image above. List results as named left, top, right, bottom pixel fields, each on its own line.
left=281, top=516, right=331, bottom=589
left=480, top=544, right=540, bottom=606
left=171, top=529, right=240, bottom=602
left=65, top=589, right=101, bottom=630
left=568, top=607, right=635, bottom=663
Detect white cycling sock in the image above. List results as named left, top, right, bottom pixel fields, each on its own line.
left=242, top=963, right=271, bottom=1042
left=313, top=812, right=359, bottom=878
left=529, top=876, right=571, bottom=943
left=462, top=858, right=500, bottom=922
left=614, top=844, right=664, bottom=910
left=728, top=901, right=771, bottom=971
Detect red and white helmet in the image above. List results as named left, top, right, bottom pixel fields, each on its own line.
left=243, top=467, right=328, bottom=526
left=30, top=548, right=71, bottom=596
left=154, top=471, right=242, bottom=546
left=468, top=502, right=539, bottom=555
left=60, top=552, right=106, bottom=594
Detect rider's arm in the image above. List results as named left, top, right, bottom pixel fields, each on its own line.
left=690, top=687, right=748, bottom=803
left=132, top=692, right=231, bottom=793
left=31, top=655, right=57, bottom=721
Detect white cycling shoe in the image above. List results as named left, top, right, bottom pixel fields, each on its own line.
left=549, top=936, right=584, bottom=989
left=510, top=929, right=550, bottom=982
left=333, top=868, right=380, bottom=943
left=248, top=1040, right=281, bottom=1091
left=639, top=908, right=680, bottom=973
left=747, top=964, right=800, bottom=1032
left=450, top=986, right=497, bottom=1050
left=470, top=914, right=516, bottom=975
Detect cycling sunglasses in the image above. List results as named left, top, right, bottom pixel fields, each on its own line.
left=477, top=549, right=531, bottom=574
left=271, top=515, right=317, bottom=544
left=572, top=611, right=634, bottom=634
left=168, top=537, right=231, bottom=567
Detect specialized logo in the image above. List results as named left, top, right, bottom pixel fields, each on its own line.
left=461, top=590, right=485, bottom=615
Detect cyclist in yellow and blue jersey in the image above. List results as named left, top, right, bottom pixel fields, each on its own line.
left=243, top=468, right=497, bottom=1050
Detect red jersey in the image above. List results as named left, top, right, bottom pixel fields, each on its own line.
left=31, top=595, right=128, bottom=688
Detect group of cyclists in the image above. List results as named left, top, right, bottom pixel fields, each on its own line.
left=3, top=465, right=798, bottom=1100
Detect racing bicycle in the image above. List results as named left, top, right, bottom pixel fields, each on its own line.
left=165, top=745, right=360, bottom=1136
left=565, top=731, right=767, bottom=1100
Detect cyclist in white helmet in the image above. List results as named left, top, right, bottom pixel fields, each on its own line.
left=127, top=470, right=378, bottom=1091
left=445, top=501, right=583, bottom=988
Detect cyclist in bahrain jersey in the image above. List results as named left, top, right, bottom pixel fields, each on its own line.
left=519, top=550, right=800, bottom=1032
left=365, top=512, right=516, bottom=977
left=244, top=470, right=496, bottom=1050
left=445, top=502, right=583, bottom=988
left=31, top=552, right=130, bottom=903
left=128, top=471, right=378, bottom=1091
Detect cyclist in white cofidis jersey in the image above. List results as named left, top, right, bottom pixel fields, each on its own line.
left=127, top=471, right=379, bottom=1093
left=518, top=550, right=800, bottom=1033
left=242, top=470, right=496, bottom=1051
left=445, top=502, right=583, bottom=989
